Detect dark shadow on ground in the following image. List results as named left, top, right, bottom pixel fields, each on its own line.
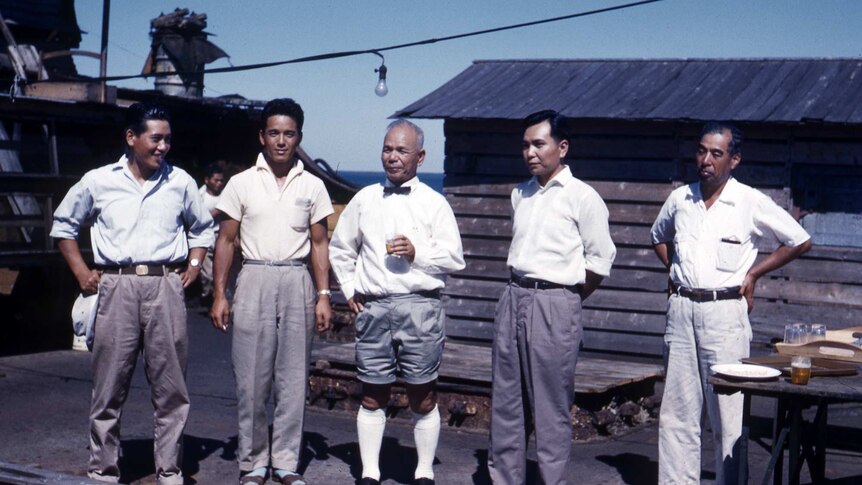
left=471, top=449, right=537, bottom=485
left=119, top=434, right=236, bottom=484
left=595, top=453, right=657, bottom=485
left=324, top=436, right=441, bottom=484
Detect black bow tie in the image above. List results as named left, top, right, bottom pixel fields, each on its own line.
left=383, top=186, right=411, bottom=195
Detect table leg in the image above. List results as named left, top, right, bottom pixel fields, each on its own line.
left=773, top=399, right=787, bottom=485
left=787, top=401, right=803, bottom=485
left=811, top=403, right=828, bottom=482
left=739, top=393, right=750, bottom=484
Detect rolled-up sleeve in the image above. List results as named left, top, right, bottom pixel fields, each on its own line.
left=753, top=195, right=810, bottom=248
left=580, top=190, right=616, bottom=277
left=650, top=195, right=676, bottom=245
left=329, top=198, right=362, bottom=300
left=182, top=176, right=214, bottom=249
left=50, top=179, right=94, bottom=240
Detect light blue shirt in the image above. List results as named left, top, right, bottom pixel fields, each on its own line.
left=50, top=155, right=214, bottom=265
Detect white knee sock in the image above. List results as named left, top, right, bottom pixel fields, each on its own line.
left=412, top=404, right=440, bottom=480
left=357, top=406, right=386, bottom=480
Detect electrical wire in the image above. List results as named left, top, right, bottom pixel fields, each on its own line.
left=32, top=0, right=664, bottom=84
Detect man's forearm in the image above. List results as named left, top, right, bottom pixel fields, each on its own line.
left=580, top=270, right=604, bottom=301
left=212, top=237, right=235, bottom=298
left=748, top=240, right=812, bottom=280
left=57, top=238, right=90, bottom=281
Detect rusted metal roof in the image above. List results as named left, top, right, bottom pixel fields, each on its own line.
left=394, top=59, right=862, bottom=124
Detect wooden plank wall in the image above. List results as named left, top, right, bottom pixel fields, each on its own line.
left=441, top=119, right=862, bottom=362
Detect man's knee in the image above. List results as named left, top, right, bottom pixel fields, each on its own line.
left=361, top=383, right=391, bottom=411
left=406, top=382, right=437, bottom=414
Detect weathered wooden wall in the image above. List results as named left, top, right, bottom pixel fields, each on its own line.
left=442, top=119, right=862, bottom=362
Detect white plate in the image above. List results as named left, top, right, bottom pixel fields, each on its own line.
left=710, top=363, right=781, bottom=381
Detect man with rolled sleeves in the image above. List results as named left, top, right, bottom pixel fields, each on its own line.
left=488, top=110, right=616, bottom=485
left=329, top=119, right=465, bottom=485
left=210, top=98, right=333, bottom=485
left=651, top=121, right=812, bottom=484
left=50, top=102, right=213, bottom=484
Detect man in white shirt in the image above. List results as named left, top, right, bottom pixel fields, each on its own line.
left=210, top=98, right=333, bottom=485
left=650, top=122, right=812, bottom=484
left=488, top=110, right=616, bottom=485
left=198, top=163, right=225, bottom=302
left=329, top=119, right=465, bottom=485
left=51, top=103, right=213, bottom=484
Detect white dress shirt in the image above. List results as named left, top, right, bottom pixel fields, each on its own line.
left=507, top=165, right=616, bottom=285
left=199, top=185, right=221, bottom=243
left=650, top=177, right=811, bottom=289
left=217, top=155, right=333, bottom=261
left=50, top=155, right=214, bottom=265
left=329, top=176, right=465, bottom=300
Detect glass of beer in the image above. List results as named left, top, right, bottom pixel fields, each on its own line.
left=385, top=231, right=397, bottom=255
left=791, top=356, right=811, bottom=385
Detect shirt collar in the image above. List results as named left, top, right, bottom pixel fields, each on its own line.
left=255, top=153, right=304, bottom=178
left=114, top=154, right=167, bottom=182
left=694, top=176, right=741, bottom=207
left=383, top=176, right=421, bottom=189
left=530, top=164, right=573, bottom=191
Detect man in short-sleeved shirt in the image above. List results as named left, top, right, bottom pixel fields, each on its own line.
left=198, top=163, right=225, bottom=301
left=488, top=110, right=616, bottom=485
left=51, top=103, right=213, bottom=484
left=210, top=98, right=333, bottom=485
left=330, top=119, right=465, bottom=485
left=650, top=122, right=811, bottom=484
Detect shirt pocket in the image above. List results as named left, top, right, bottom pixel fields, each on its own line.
left=716, top=235, right=744, bottom=273
left=289, top=197, right=312, bottom=231
left=673, top=232, right=695, bottom=263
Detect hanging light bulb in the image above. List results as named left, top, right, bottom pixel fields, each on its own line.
left=374, top=64, right=389, bottom=97
left=373, top=51, right=388, bottom=97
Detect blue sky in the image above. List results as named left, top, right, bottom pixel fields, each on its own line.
left=73, top=0, right=862, bottom=173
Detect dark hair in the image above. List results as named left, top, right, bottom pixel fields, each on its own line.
left=261, top=98, right=304, bottom=132
left=701, top=121, right=743, bottom=156
left=204, top=163, right=224, bottom=178
left=125, top=102, right=171, bottom=135
left=523, top=109, right=570, bottom=143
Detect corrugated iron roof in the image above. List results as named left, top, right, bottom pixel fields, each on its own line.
left=394, top=59, right=862, bottom=124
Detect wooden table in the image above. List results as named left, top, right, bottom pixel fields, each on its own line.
left=710, top=369, right=862, bottom=485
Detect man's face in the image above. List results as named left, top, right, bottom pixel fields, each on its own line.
left=522, top=120, right=568, bottom=184
left=381, top=125, right=425, bottom=185
left=259, top=115, right=302, bottom=166
left=126, top=120, right=171, bottom=173
left=696, top=130, right=740, bottom=187
left=205, top=173, right=225, bottom=195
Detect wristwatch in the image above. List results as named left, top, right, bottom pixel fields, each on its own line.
left=318, top=289, right=332, bottom=296
left=189, top=258, right=201, bottom=268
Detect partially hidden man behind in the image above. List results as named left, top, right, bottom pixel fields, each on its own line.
left=651, top=121, right=811, bottom=484
left=329, top=119, right=465, bottom=485
left=198, top=162, right=226, bottom=303
left=210, top=98, right=333, bottom=485
left=50, top=102, right=213, bottom=484
left=489, top=110, right=616, bottom=485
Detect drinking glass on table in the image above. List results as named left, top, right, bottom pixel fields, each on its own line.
left=791, top=356, right=812, bottom=385
left=809, top=324, right=827, bottom=341
left=784, top=323, right=808, bottom=345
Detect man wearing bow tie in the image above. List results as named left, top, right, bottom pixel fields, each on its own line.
left=330, top=119, right=465, bottom=485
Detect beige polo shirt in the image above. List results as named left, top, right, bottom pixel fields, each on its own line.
left=217, top=154, right=334, bottom=261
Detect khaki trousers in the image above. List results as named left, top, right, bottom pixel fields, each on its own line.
left=231, top=264, right=315, bottom=472
left=88, top=272, right=188, bottom=485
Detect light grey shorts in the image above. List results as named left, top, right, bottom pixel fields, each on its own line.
left=354, top=293, right=445, bottom=385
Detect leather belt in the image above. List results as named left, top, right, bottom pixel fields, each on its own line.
left=675, top=285, right=742, bottom=302
left=98, top=264, right=181, bottom=276
left=243, top=259, right=306, bottom=267
left=510, top=272, right=582, bottom=293
left=364, top=289, right=441, bottom=301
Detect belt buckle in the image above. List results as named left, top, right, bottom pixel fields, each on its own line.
left=134, top=264, right=148, bottom=276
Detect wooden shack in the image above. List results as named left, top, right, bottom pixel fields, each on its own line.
left=392, top=58, right=862, bottom=363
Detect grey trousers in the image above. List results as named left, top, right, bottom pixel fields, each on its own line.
left=231, top=264, right=315, bottom=472
left=658, top=294, right=751, bottom=485
left=488, top=284, right=583, bottom=485
left=88, top=272, right=188, bottom=485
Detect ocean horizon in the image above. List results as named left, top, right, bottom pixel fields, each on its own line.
left=335, top=170, right=445, bottom=193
